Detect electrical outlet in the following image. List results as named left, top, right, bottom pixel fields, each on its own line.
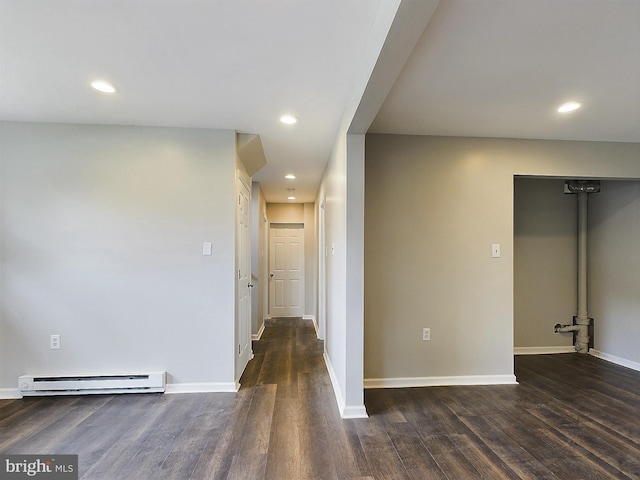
left=50, top=334, right=61, bottom=350
left=422, top=328, right=430, bottom=341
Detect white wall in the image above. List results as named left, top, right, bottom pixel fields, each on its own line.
left=0, top=122, right=238, bottom=395
left=514, top=178, right=577, bottom=350
left=590, top=181, right=640, bottom=365
left=318, top=135, right=348, bottom=411
left=316, top=133, right=367, bottom=418
left=344, top=135, right=366, bottom=410
left=314, top=0, right=417, bottom=419
left=364, top=134, right=640, bottom=384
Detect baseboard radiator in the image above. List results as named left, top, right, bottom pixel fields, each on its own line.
left=18, top=372, right=166, bottom=396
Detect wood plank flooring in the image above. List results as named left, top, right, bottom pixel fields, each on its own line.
left=1, top=317, right=639, bottom=479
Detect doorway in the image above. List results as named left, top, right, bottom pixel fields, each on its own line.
left=513, top=177, right=640, bottom=362
left=513, top=177, right=577, bottom=354
left=269, top=223, right=305, bottom=317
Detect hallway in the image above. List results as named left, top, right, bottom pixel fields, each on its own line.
left=225, top=317, right=345, bottom=479
left=1, top=318, right=639, bottom=479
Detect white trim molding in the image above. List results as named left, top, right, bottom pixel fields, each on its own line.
left=252, top=322, right=266, bottom=341
left=165, top=382, right=239, bottom=394
left=303, top=315, right=319, bottom=337
left=323, top=353, right=345, bottom=413
left=342, top=404, right=369, bottom=419
left=323, top=353, right=368, bottom=419
left=590, top=349, right=640, bottom=372
left=514, top=346, right=576, bottom=355
left=0, top=388, right=22, bottom=399
left=364, top=374, right=518, bottom=389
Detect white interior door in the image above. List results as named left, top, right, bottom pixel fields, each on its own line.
left=269, top=224, right=305, bottom=317
left=236, top=175, right=252, bottom=381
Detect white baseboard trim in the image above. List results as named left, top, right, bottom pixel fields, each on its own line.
left=165, top=382, right=239, bottom=394
left=590, top=349, right=640, bottom=372
left=303, top=315, right=319, bottom=337
left=252, top=322, right=266, bottom=341
left=364, top=374, right=518, bottom=389
left=342, top=404, right=369, bottom=419
left=0, top=388, right=22, bottom=399
left=514, top=346, right=576, bottom=355
left=323, top=353, right=345, bottom=411
left=323, top=352, right=368, bottom=419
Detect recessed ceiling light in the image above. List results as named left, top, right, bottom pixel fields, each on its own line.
left=557, top=101, right=582, bottom=113
left=91, top=80, right=117, bottom=94
left=285, top=174, right=296, bottom=179
left=280, top=114, right=298, bottom=125
left=287, top=196, right=296, bottom=200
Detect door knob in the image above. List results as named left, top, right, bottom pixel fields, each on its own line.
left=270, top=273, right=274, bottom=278
left=248, top=283, right=254, bottom=288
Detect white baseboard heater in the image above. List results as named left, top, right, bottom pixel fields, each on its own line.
left=18, top=372, right=166, bottom=396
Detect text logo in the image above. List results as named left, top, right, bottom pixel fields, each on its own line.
left=0, top=455, right=77, bottom=479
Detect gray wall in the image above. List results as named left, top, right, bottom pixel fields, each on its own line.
left=0, top=122, right=237, bottom=392
left=514, top=178, right=576, bottom=349
left=365, top=134, right=640, bottom=382
left=590, top=181, right=640, bottom=364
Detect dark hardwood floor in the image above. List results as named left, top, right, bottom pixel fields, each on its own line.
left=1, top=318, right=639, bottom=479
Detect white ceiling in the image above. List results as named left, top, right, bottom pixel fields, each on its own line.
left=2, top=1, right=639, bottom=203
left=372, top=0, right=640, bottom=143
left=0, top=0, right=382, bottom=203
